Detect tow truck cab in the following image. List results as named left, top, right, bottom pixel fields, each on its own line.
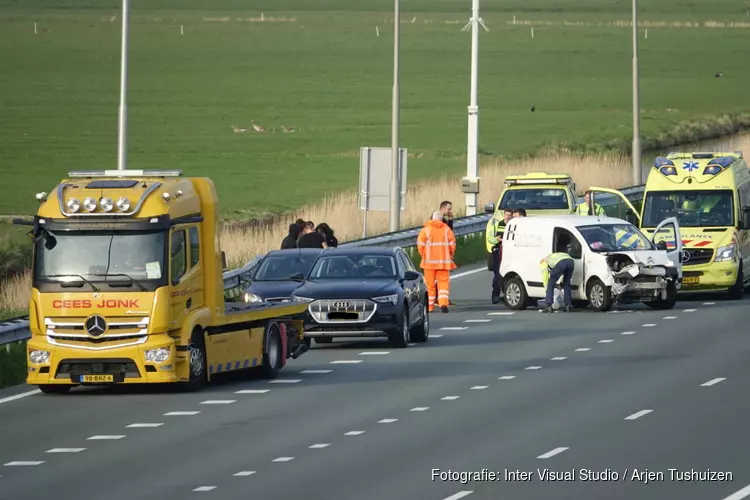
left=15, top=169, right=308, bottom=394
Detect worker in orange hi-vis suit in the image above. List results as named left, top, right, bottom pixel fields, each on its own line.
left=417, top=211, right=457, bottom=313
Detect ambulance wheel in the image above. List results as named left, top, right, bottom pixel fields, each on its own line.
left=587, top=278, right=613, bottom=312
left=259, top=323, right=282, bottom=379
left=504, top=276, right=528, bottom=310
left=727, top=267, right=744, bottom=300
left=646, top=281, right=677, bottom=310
left=183, top=327, right=208, bottom=392
left=38, top=384, right=72, bottom=395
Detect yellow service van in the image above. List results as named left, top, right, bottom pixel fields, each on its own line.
left=484, top=172, right=578, bottom=217
left=589, top=151, right=750, bottom=299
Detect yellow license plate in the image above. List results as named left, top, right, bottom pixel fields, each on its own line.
left=683, top=277, right=699, bottom=285
left=81, top=374, right=114, bottom=383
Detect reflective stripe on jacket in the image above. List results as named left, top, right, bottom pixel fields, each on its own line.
left=615, top=229, right=640, bottom=249
left=485, top=217, right=505, bottom=252
left=541, top=253, right=572, bottom=288
left=417, top=220, right=457, bottom=270
left=574, top=202, right=604, bottom=216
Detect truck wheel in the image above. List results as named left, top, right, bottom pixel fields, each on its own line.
left=38, top=385, right=71, bottom=395
left=646, top=281, right=677, bottom=310
left=259, top=323, right=282, bottom=379
left=183, top=327, right=207, bottom=392
left=503, top=276, right=528, bottom=310
left=388, top=306, right=410, bottom=348
left=728, top=267, right=744, bottom=300
left=410, top=298, right=429, bottom=343
left=587, top=278, right=613, bottom=312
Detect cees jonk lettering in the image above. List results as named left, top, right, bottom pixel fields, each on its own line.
left=52, top=299, right=140, bottom=309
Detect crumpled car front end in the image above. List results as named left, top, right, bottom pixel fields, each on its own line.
left=606, top=253, right=679, bottom=304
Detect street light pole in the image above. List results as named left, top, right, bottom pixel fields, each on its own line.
left=631, top=0, right=642, bottom=185
left=117, top=0, right=130, bottom=171
left=388, top=0, right=401, bottom=232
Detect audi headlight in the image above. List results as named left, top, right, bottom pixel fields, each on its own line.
left=243, top=292, right=263, bottom=303
left=293, top=296, right=315, bottom=303
left=373, top=294, right=399, bottom=305
left=29, top=350, right=50, bottom=364
left=99, top=197, right=113, bottom=212
left=116, top=196, right=131, bottom=212
left=715, top=244, right=735, bottom=262
left=83, top=197, right=97, bottom=212
left=144, top=347, right=170, bottom=363
left=66, top=198, right=81, bottom=212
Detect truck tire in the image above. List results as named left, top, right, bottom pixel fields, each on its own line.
left=587, top=278, right=613, bottom=312
left=182, top=327, right=208, bottom=392
left=38, top=384, right=72, bottom=395
left=388, top=306, right=410, bottom=348
left=728, top=267, right=744, bottom=300
left=259, top=323, right=282, bottom=379
left=410, top=297, right=429, bottom=343
left=503, top=276, right=528, bottom=310
left=646, top=281, right=677, bottom=310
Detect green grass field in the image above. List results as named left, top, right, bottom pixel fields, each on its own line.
left=0, top=0, right=749, bottom=220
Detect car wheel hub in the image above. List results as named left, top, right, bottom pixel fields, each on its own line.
left=591, top=285, right=604, bottom=308
left=189, top=345, right=204, bottom=378
left=507, top=283, right=521, bottom=306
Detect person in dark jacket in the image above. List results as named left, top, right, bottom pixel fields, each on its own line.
left=297, top=221, right=328, bottom=248
left=281, top=223, right=303, bottom=249
left=439, top=200, right=454, bottom=230
left=316, top=223, right=338, bottom=248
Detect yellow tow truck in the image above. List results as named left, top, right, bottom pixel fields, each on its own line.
left=14, top=169, right=309, bottom=394
left=483, top=172, right=579, bottom=217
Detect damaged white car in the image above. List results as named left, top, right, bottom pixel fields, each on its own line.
left=500, top=216, right=683, bottom=312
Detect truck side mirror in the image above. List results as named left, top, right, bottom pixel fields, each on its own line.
left=484, top=203, right=495, bottom=214
left=656, top=241, right=668, bottom=251
left=221, top=251, right=227, bottom=270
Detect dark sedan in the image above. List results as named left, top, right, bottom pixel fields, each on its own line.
left=290, top=247, right=429, bottom=348
left=242, top=248, right=323, bottom=304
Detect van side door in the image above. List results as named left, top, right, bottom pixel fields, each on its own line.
left=552, top=227, right=585, bottom=299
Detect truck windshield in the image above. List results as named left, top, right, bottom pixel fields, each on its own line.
left=34, top=230, right=167, bottom=284
left=643, top=190, right=734, bottom=227
left=500, top=188, right=569, bottom=210
left=577, top=224, right=655, bottom=252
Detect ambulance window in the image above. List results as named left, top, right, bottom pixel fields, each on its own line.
left=171, top=230, right=187, bottom=285
left=189, top=226, right=200, bottom=268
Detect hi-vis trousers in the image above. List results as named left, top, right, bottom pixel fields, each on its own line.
left=424, top=268, right=450, bottom=310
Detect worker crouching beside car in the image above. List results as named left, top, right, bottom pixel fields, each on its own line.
left=418, top=211, right=457, bottom=313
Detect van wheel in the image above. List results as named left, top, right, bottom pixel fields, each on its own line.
left=646, top=281, right=677, bottom=310
left=587, top=278, right=613, bottom=312
left=182, top=327, right=207, bottom=392
left=504, top=276, right=528, bottom=310
left=259, top=324, right=282, bottom=379
left=728, top=267, right=744, bottom=300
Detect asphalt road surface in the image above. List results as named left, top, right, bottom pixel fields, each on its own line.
left=1, top=264, right=750, bottom=500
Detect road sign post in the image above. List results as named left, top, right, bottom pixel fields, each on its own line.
left=359, top=147, right=407, bottom=238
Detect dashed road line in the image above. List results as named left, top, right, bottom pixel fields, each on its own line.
left=410, top=407, right=430, bottom=412
left=621, top=331, right=636, bottom=335
left=46, top=448, right=85, bottom=453
left=269, top=379, right=302, bottom=384
left=624, top=409, right=653, bottom=420
left=272, top=457, right=295, bottom=462
left=200, top=400, right=236, bottom=404
left=431, top=334, right=444, bottom=338
left=663, top=316, right=677, bottom=320
left=683, top=309, right=697, bottom=312
left=722, top=483, right=750, bottom=500
left=330, top=360, right=363, bottom=364
left=525, top=366, right=542, bottom=370
left=470, top=386, right=488, bottom=390
left=443, top=492, right=474, bottom=500
left=236, top=389, right=271, bottom=394
left=488, top=312, right=515, bottom=316
left=378, top=418, right=398, bottom=423
left=598, top=339, right=614, bottom=343
left=551, top=357, right=567, bottom=361
left=126, top=423, right=164, bottom=428
left=164, top=411, right=200, bottom=416
left=309, top=443, right=331, bottom=449
left=193, top=486, right=217, bottom=492
left=575, top=348, right=591, bottom=352
left=440, top=327, right=469, bottom=331
left=300, top=370, right=333, bottom=374
left=344, top=431, right=365, bottom=436
left=464, top=319, right=491, bottom=323
left=703, top=302, right=716, bottom=306
left=4, top=461, right=45, bottom=466
left=233, top=471, right=256, bottom=476
left=0, top=389, right=41, bottom=405
left=441, top=396, right=460, bottom=400
left=498, top=376, right=516, bottom=380
left=701, top=377, right=726, bottom=387
left=359, top=351, right=390, bottom=355
left=642, top=323, right=656, bottom=327
left=87, top=435, right=125, bottom=440
left=537, top=447, right=569, bottom=459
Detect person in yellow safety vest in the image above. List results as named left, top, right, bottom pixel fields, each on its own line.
left=575, top=190, right=605, bottom=216
left=539, top=246, right=575, bottom=313
left=485, top=208, right=514, bottom=304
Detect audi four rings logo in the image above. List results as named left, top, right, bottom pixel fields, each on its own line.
left=85, top=315, right=107, bottom=336
left=681, top=250, right=691, bottom=263
left=332, top=301, right=352, bottom=309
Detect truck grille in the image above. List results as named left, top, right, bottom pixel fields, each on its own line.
left=45, top=316, right=149, bottom=350
left=309, top=299, right=376, bottom=324
left=682, top=248, right=714, bottom=266
left=54, top=358, right=141, bottom=380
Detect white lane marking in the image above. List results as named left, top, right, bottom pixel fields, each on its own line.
left=269, top=379, right=302, bottom=384
left=164, top=411, right=200, bottom=416
left=488, top=312, right=515, bottom=316
left=410, top=407, right=430, bottom=412
left=87, top=435, right=125, bottom=440
left=272, top=457, right=295, bottom=462
left=441, top=396, right=460, bottom=400
left=498, top=376, right=516, bottom=380
left=642, top=323, right=656, bottom=327
left=408, top=343, right=417, bottom=346
left=236, top=389, right=270, bottom=394
left=359, top=351, right=390, bottom=355
left=432, top=334, right=444, bottom=338
left=464, top=319, right=491, bottom=323
left=470, top=386, right=488, bottom=390
left=0, top=389, right=41, bottom=405
left=598, top=339, right=614, bottom=343
left=703, top=302, right=716, bottom=305
left=451, top=268, right=485, bottom=279
left=621, top=331, right=636, bottom=335
left=663, top=316, right=677, bottom=319
left=575, top=348, right=591, bottom=351
left=625, top=409, right=653, bottom=420
left=233, top=471, right=256, bottom=477
left=442, top=492, right=474, bottom=500
left=126, top=423, right=164, bottom=428
left=551, top=357, right=567, bottom=361
left=701, top=377, right=726, bottom=387
left=193, top=486, right=217, bottom=492
left=309, top=443, right=330, bottom=449
left=46, top=448, right=85, bottom=453
left=525, top=366, right=542, bottom=370
left=4, top=461, right=45, bottom=466
left=344, top=431, right=365, bottom=435
left=722, top=483, right=750, bottom=500
left=200, top=400, right=236, bottom=404
left=683, top=309, right=697, bottom=312
left=537, top=447, right=569, bottom=459
left=300, top=370, right=333, bottom=374
left=378, top=418, right=398, bottom=423
left=440, top=327, right=468, bottom=331
left=330, top=360, right=363, bottom=364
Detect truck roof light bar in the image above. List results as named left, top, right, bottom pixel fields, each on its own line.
left=504, top=178, right=572, bottom=185
left=68, top=169, right=183, bottom=178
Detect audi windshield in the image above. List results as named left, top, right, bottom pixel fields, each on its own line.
left=643, top=190, right=734, bottom=228
left=308, top=255, right=397, bottom=279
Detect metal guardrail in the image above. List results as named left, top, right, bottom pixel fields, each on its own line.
left=0, top=184, right=646, bottom=348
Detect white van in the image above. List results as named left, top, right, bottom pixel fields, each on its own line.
left=499, top=215, right=683, bottom=312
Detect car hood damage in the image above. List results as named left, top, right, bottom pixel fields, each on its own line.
left=604, top=252, right=677, bottom=298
